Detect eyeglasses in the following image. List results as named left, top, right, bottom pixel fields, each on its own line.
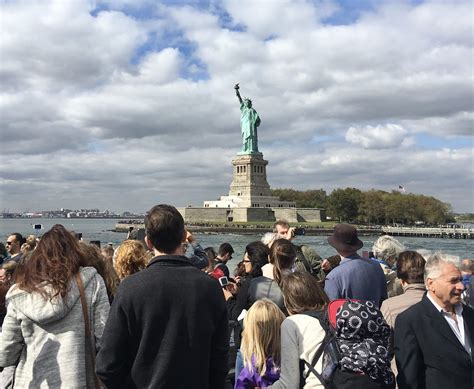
left=5, top=241, right=13, bottom=245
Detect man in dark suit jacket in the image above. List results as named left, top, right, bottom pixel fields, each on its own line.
left=96, top=205, right=229, bottom=389
left=394, top=252, right=473, bottom=389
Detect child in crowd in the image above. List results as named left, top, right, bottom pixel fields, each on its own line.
left=235, top=299, right=285, bottom=389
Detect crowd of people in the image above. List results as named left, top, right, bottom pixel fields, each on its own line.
left=0, top=205, right=472, bottom=389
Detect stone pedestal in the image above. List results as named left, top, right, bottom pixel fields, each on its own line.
left=228, top=154, right=295, bottom=208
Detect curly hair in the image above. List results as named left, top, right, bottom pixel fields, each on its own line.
left=15, top=224, right=86, bottom=299
left=114, top=240, right=148, bottom=280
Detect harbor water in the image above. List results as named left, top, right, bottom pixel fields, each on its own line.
left=1, top=218, right=472, bottom=271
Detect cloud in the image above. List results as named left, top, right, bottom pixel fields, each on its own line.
left=0, top=0, right=473, bottom=213
left=345, top=124, right=411, bottom=149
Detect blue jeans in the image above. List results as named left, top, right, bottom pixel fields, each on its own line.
left=234, top=349, right=244, bottom=382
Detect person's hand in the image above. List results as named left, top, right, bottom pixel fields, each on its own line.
left=223, top=288, right=234, bottom=301
left=226, top=282, right=239, bottom=295
left=185, top=230, right=195, bottom=244
left=321, top=259, right=332, bottom=272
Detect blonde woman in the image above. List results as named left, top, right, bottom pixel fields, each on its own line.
left=113, top=240, right=148, bottom=280
left=235, top=299, right=285, bottom=389
left=20, top=235, right=37, bottom=254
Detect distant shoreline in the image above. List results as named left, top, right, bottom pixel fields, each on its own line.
left=114, top=222, right=382, bottom=236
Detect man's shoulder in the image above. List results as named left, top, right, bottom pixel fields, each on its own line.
left=299, top=245, right=322, bottom=262
left=328, top=257, right=361, bottom=274
left=382, top=290, right=421, bottom=314
left=215, top=261, right=228, bottom=268
left=396, top=296, right=427, bottom=322
left=119, top=257, right=216, bottom=290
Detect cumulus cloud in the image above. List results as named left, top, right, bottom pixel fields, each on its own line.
left=345, top=124, right=411, bottom=149
left=0, top=0, right=473, bottom=213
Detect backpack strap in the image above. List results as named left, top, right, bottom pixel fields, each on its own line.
left=75, top=273, right=101, bottom=389
left=299, top=310, right=332, bottom=389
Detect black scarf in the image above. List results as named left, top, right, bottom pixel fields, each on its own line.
left=335, top=300, right=394, bottom=385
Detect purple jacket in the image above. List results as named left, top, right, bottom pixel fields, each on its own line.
left=235, top=356, right=280, bottom=389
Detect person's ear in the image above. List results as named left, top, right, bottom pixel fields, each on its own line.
left=144, top=236, right=154, bottom=251
left=426, top=277, right=434, bottom=292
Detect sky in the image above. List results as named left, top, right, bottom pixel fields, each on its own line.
left=0, top=0, right=473, bottom=213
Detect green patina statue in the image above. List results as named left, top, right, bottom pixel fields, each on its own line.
left=235, top=83, right=261, bottom=154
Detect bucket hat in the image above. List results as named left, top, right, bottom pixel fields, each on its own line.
left=327, top=223, right=363, bottom=252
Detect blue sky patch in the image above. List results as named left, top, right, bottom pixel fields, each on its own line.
left=415, top=133, right=472, bottom=149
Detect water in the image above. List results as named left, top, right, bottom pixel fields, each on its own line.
left=1, top=218, right=472, bottom=270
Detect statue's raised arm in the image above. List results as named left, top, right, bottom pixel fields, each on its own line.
left=234, top=84, right=261, bottom=155
left=234, top=83, right=243, bottom=105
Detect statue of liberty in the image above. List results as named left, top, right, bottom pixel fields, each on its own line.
left=235, top=83, right=261, bottom=154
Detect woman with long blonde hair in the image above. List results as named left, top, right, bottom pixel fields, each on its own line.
left=235, top=299, right=285, bottom=389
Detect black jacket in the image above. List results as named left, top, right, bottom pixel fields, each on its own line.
left=96, top=255, right=229, bottom=389
left=394, top=294, right=474, bottom=389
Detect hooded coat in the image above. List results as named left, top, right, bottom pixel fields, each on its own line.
left=0, top=266, right=110, bottom=388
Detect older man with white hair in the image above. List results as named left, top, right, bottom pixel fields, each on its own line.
left=394, top=252, right=474, bottom=389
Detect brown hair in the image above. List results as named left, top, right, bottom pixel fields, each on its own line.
left=271, top=239, right=296, bottom=285
left=101, top=245, right=115, bottom=264
left=281, top=271, right=329, bottom=315
left=15, top=224, right=86, bottom=299
left=273, top=220, right=289, bottom=232
left=80, top=242, right=120, bottom=301
left=396, top=250, right=426, bottom=284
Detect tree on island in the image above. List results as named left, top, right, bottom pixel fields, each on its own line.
left=271, top=187, right=454, bottom=225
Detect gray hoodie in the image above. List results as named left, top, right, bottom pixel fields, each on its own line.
left=0, top=267, right=110, bottom=388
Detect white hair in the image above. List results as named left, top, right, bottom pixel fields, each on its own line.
left=424, top=251, right=461, bottom=285
left=261, top=232, right=278, bottom=248
left=372, top=235, right=405, bottom=262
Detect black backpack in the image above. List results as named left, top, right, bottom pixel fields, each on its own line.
left=299, top=310, right=341, bottom=389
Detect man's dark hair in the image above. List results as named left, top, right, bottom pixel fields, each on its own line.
left=144, top=205, right=185, bottom=254
left=218, top=242, right=234, bottom=257
left=396, top=250, right=426, bottom=284
left=10, top=233, right=25, bottom=245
